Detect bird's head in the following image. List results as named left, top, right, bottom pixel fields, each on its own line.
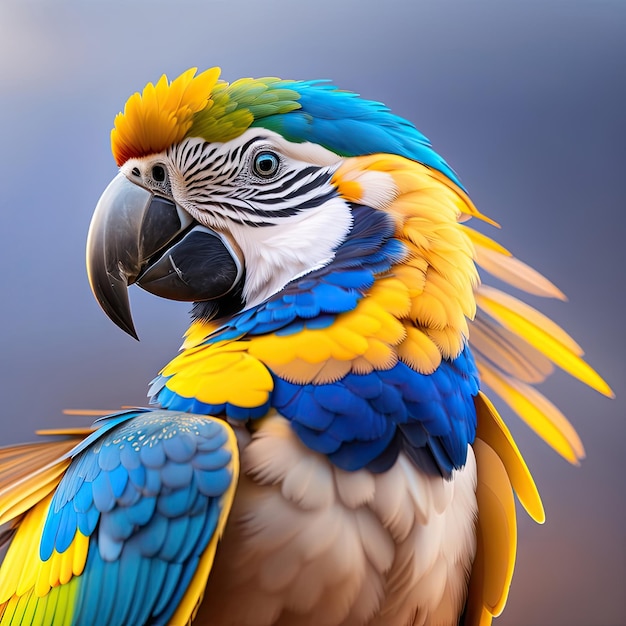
left=87, top=67, right=482, bottom=341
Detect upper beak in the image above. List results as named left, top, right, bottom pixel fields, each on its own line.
left=86, top=173, right=243, bottom=339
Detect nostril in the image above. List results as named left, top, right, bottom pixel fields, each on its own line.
left=131, top=167, right=141, bottom=177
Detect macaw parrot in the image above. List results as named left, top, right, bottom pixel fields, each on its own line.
left=0, top=67, right=612, bottom=626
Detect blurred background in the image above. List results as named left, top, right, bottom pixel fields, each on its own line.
left=1, top=1, right=624, bottom=624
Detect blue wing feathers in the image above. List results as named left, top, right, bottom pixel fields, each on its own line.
left=97, top=442, right=120, bottom=472
left=153, top=504, right=221, bottom=626
left=152, top=560, right=180, bottom=617
left=124, top=494, right=155, bottom=527
left=54, top=504, right=78, bottom=554
left=192, top=447, right=232, bottom=470
left=90, top=471, right=115, bottom=513
left=160, top=460, right=193, bottom=490
left=107, top=463, right=129, bottom=498
left=73, top=481, right=93, bottom=513
left=139, top=441, right=166, bottom=469
left=194, top=467, right=233, bottom=498
left=162, top=431, right=201, bottom=463
left=35, top=409, right=236, bottom=626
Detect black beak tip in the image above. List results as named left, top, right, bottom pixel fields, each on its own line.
left=117, top=316, right=140, bottom=341
left=88, top=268, right=140, bottom=341
left=95, top=293, right=140, bottom=341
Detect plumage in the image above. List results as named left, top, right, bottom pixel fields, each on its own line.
left=0, top=67, right=612, bottom=625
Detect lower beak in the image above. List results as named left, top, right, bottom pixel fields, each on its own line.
left=86, top=173, right=243, bottom=339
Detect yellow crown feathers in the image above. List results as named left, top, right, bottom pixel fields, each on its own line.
left=111, top=67, right=221, bottom=166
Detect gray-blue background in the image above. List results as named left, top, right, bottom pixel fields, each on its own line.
left=1, top=1, right=624, bottom=624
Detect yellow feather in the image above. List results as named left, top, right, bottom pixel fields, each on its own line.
left=478, top=246, right=566, bottom=300
left=162, top=340, right=245, bottom=372
left=0, top=461, right=69, bottom=527
left=478, top=364, right=585, bottom=463
left=423, top=168, right=499, bottom=226
left=332, top=177, right=363, bottom=203
left=0, top=440, right=79, bottom=493
left=462, top=226, right=512, bottom=256
left=424, top=326, right=465, bottom=359
left=470, top=438, right=517, bottom=617
left=14, top=594, right=32, bottom=623
left=475, top=392, right=545, bottom=523
left=393, top=263, right=427, bottom=298
left=269, top=358, right=351, bottom=385
left=0, top=495, right=51, bottom=602
left=410, top=287, right=449, bottom=330
left=71, top=532, right=89, bottom=578
left=111, top=67, right=219, bottom=166
left=366, top=277, right=412, bottom=318
left=352, top=299, right=406, bottom=344
left=477, top=285, right=582, bottom=355
left=476, top=286, right=613, bottom=396
left=360, top=338, right=398, bottom=370
left=249, top=332, right=352, bottom=365
left=182, top=319, right=221, bottom=349
left=58, top=547, right=74, bottom=585
left=166, top=350, right=273, bottom=409
left=470, top=316, right=554, bottom=384
left=422, top=272, right=470, bottom=332
left=31, top=593, right=49, bottom=624
left=56, top=532, right=88, bottom=587
left=326, top=325, right=372, bottom=356
left=397, top=325, right=442, bottom=374
left=46, top=549, right=61, bottom=591
left=19, top=591, right=39, bottom=626
left=42, top=585, right=59, bottom=624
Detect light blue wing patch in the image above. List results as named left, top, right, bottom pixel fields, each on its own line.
left=39, top=409, right=237, bottom=626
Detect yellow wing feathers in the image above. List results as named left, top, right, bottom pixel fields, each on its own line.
left=0, top=495, right=88, bottom=602
left=0, top=439, right=89, bottom=624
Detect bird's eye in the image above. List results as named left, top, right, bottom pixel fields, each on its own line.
left=252, top=151, right=280, bottom=178
left=152, top=164, right=167, bottom=183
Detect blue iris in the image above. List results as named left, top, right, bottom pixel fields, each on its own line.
left=253, top=150, right=280, bottom=178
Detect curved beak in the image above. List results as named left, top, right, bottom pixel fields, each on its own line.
left=86, top=173, right=243, bottom=339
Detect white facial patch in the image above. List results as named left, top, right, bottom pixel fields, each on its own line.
left=161, top=129, right=355, bottom=308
